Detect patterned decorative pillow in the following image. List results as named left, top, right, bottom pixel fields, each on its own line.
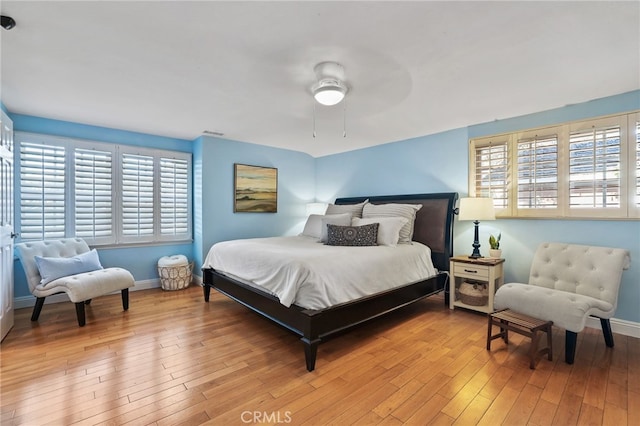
left=326, top=223, right=379, bottom=246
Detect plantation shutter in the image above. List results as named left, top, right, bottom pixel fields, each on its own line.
left=569, top=124, right=621, bottom=209
left=472, top=140, right=509, bottom=211
left=74, top=148, right=114, bottom=244
left=121, top=153, right=154, bottom=241
left=635, top=117, right=640, bottom=210
left=19, top=142, right=66, bottom=240
left=517, top=134, right=558, bottom=209
left=160, top=157, right=189, bottom=239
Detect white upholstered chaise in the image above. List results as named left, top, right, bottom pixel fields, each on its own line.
left=494, top=242, right=631, bottom=364
left=15, top=238, right=135, bottom=327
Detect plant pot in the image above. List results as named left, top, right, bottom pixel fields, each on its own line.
left=489, top=249, right=502, bottom=259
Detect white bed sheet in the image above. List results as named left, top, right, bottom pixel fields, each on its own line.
left=202, top=235, right=438, bottom=310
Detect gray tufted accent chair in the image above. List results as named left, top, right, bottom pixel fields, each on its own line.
left=494, top=242, right=630, bottom=364
left=15, top=238, right=135, bottom=327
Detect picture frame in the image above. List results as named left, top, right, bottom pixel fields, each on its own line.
left=234, top=163, right=278, bottom=213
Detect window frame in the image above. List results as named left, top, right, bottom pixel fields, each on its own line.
left=469, top=111, right=639, bottom=220
left=15, top=132, right=193, bottom=245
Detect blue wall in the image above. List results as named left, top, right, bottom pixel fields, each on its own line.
left=193, top=135, right=316, bottom=271
left=9, top=114, right=194, bottom=298
left=6, top=91, right=640, bottom=325
left=316, top=91, right=640, bottom=324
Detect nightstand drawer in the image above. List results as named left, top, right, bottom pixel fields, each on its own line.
left=453, top=263, right=490, bottom=280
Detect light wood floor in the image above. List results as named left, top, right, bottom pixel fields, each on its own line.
left=1, top=285, right=638, bottom=425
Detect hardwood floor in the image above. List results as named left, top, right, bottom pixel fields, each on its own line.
left=1, top=285, right=638, bottom=425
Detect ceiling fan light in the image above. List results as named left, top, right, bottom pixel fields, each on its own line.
left=313, top=79, right=347, bottom=106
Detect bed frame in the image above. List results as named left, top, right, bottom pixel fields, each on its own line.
left=202, top=192, right=458, bottom=371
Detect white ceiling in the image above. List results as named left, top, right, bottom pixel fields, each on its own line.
left=1, top=1, right=638, bottom=157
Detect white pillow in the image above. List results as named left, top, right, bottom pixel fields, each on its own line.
left=320, top=213, right=352, bottom=242
left=301, top=214, right=326, bottom=239
left=34, top=249, right=104, bottom=285
left=352, top=216, right=409, bottom=246
left=362, top=203, right=422, bottom=244
left=301, top=213, right=352, bottom=240
left=325, top=199, right=368, bottom=218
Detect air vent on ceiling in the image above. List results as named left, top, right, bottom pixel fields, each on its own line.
left=203, top=130, right=224, bottom=137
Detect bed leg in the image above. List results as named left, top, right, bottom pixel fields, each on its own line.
left=203, top=284, right=211, bottom=302
left=301, top=337, right=320, bottom=372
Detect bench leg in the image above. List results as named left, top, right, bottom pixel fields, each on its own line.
left=530, top=330, right=540, bottom=369
left=486, top=315, right=493, bottom=350
left=565, top=331, right=577, bottom=364
left=546, top=325, right=553, bottom=361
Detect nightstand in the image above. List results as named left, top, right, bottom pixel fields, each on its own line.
left=449, top=255, right=505, bottom=314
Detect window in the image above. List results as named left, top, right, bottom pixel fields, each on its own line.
left=630, top=112, right=640, bottom=215
left=74, top=148, right=114, bottom=244
left=15, top=132, right=192, bottom=245
left=568, top=124, right=621, bottom=210
left=517, top=133, right=558, bottom=210
left=470, top=138, right=509, bottom=213
left=19, top=142, right=66, bottom=240
left=160, top=157, right=190, bottom=238
left=469, top=112, right=638, bottom=219
left=120, top=152, right=155, bottom=242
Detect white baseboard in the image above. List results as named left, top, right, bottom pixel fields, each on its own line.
left=13, top=279, right=161, bottom=310
left=586, top=316, right=640, bottom=339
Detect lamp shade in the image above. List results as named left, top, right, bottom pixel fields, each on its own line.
left=306, top=202, right=328, bottom=216
left=458, top=197, right=495, bottom=221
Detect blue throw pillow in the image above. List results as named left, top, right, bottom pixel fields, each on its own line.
left=34, top=249, right=104, bottom=285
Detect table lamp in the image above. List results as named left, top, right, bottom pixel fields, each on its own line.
left=458, top=197, right=495, bottom=258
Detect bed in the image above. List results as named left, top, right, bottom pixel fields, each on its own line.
left=202, top=192, right=458, bottom=371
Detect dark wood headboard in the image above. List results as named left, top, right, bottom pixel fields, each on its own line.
left=335, top=192, right=458, bottom=272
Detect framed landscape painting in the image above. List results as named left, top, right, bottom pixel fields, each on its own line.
left=234, top=164, right=278, bottom=213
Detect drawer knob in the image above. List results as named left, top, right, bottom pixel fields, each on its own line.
left=464, top=269, right=477, bottom=273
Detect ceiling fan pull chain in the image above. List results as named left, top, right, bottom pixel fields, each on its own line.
left=312, top=100, right=317, bottom=138
left=343, top=98, right=347, bottom=138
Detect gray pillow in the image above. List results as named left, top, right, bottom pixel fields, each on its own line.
left=325, top=199, right=368, bottom=218
left=362, top=203, right=422, bottom=243
left=326, top=223, right=379, bottom=246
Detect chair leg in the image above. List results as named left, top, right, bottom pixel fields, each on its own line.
left=565, top=331, right=577, bottom=364
left=31, top=297, right=46, bottom=321
left=75, top=302, right=86, bottom=327
left=121, top=288, right=129, bottom=311
left=600, top=318, right=614, bottom=348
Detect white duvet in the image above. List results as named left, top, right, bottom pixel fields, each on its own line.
left=202, top=235, right=438, bottom=310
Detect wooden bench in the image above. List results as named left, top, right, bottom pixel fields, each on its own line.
left=487, top=309, right=553, bottom=369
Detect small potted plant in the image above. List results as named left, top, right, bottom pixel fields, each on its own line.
left=489, top=233, right=502, bottom=258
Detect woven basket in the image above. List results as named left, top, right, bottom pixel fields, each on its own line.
left=457, top=281, right=488, bottom=306
left=158, top=262, right=193, bottom=291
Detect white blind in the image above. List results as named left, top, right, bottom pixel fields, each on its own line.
left=160, top=157, right=189, bottom=237
left=121, top=153, right=154, bottom=239
left=473, top=141, right=508, bottom=210
left=635, top=119, right=640, bottom=209
left=74, top=148, right=113, bottom=242
left=569, top=125, right=621, bottom=209
left=19, top=143, right=66, bottom=240
left=517, top=134, right=558, bottom=209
